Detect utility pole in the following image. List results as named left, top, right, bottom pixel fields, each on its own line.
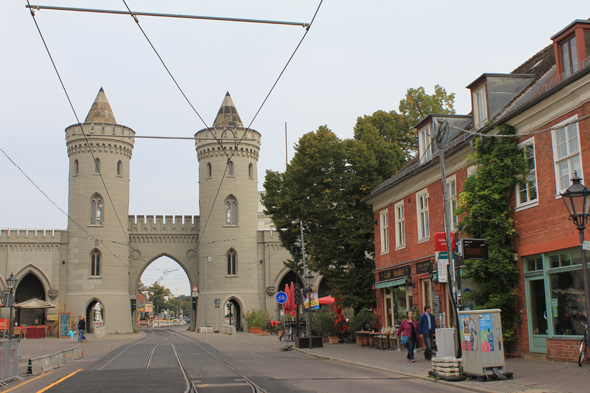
left=300, top=221, right=313, bottom=349
left=435, top=118, right=462, bottom=359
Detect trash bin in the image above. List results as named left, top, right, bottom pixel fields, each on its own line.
left=458, top=309, right=506, bottom=378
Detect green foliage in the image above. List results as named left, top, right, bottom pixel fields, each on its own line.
left=456, top=124, right=528, bottom=344
left=147, top=282, right=172, bottom=314
left=350, top=307, right=376, bottom=337
left=355, top=85, right=455, bottom=160
left=312, top=309, right=338, bottom=337
left=244, top=309, right=272, bottom=329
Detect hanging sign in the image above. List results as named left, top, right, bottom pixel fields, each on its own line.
left=460, top=239, right=489, bottom=260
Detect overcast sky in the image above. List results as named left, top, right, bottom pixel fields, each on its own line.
left=2, top=1, right=588, bottom=295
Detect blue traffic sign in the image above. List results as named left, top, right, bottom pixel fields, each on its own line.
left=276, top=291, right=288, bottom=304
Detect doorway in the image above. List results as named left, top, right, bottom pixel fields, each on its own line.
left=86, top=300, right=104, bottom=333
left=527, top=277, right=548, bottom=353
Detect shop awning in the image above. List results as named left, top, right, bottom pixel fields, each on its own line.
left=375, top=278, right=406, bottom=289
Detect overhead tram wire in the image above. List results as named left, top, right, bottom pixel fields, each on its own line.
left=26, top=1, right=136, bottom=258
left=0, top=147, right=130, bottom=268
left=194, top=0, right=324, bottom=250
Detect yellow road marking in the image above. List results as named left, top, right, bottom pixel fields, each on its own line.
left=2, top=371, right=54, bottom=393
left=36, top=369, right=82, bottom=393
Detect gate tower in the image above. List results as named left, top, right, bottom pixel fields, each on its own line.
left=65, top=88, right=135, bottom=333
left=195, top=92, right=261, bottom=327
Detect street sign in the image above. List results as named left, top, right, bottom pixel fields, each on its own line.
left=192, top=286, right=199, bottom=297
left=583, top=241, right=590, bottom=251
left=436, top=251, right=449, bottom=283
left=276, top=291, right=288, bottom=304
left=460, top=238, right=489, bottom=260
left=214, top=298, right=221, bottom=308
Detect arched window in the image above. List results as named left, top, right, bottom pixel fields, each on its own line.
left=225, top=195, right=238, bottom=226
left=227, top=249, right=237, bottom=275
left=91, top=249, right=101, bottom=276
left=248, top=163, right=253, bottom=178
left=207, top=162, right=212, bottom=177
left=90, top=193, right=103, bottom=225
left=228, top=161, right=234, bottom=176
left=117, top=160, right=122, bottom=176
left=74, top=159, right=79, bottom=175
left=94, top=158, right=101, bottom=173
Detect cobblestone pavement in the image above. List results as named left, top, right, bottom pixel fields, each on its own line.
left=12, top=328, right=590, bottom=393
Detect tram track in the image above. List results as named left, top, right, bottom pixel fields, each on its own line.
left=160, top=328, right=268, bottom=393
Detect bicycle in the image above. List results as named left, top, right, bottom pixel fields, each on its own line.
left=579, top=322, right=589, bottom=367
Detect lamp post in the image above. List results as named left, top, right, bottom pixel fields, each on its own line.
left=560, top=171, right=590, bottom=327
left=304, top=271, right=314, bottom=349
left=6, top=273, right=17, bottom=340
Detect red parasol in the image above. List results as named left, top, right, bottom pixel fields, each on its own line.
left=288, top=282, right=297, bottom=316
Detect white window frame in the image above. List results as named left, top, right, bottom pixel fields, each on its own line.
left=380, top=209, right=389, bottom=254
left=418, top=125, right=433, bottom=163
left=467, top=165, right=477, bottom=177
left=394, top=200, right=405, bottom=249
left=551, top=115, right=583, bottom=195
left=515, top=137, right=539, bottom=211
left=416, top=189, right=430, bottom=242
left=446, top=175, right=458, bottom=231
left=473, top=84, right=488, bottom=129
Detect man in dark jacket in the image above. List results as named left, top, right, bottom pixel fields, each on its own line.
left=418, top=306, right=437, bottom=360
left=77, top=316, right=87, bottom=343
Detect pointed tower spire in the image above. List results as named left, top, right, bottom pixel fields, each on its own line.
left=212, top=91, right=243, bottom=127
left=84, top=87, right=117, bottom=123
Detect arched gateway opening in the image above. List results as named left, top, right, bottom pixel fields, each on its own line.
left=86, top=299, right=104, bottom=333
left=139, top=256, right=191, bottom=324
left=14, top=273, right=46, bottom=326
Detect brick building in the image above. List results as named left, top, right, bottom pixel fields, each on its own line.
left=364, top=18, right=590, bottom=361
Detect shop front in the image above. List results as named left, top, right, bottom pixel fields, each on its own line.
left=524, top=247, right=590, bottom=360
left=375, top=259, right=451, bottom=330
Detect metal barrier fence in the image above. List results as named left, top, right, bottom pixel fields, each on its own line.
left=0, top=340, right=22, bottom=386
left=27, top=346, right=83, bottom=376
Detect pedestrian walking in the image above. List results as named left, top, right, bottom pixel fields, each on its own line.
left=77, top=316, right=87, bottom=343
left=418, top=305, right=437, bottom=361
left=396, top=310, right=418, bottom=362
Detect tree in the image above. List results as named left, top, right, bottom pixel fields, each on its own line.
left=262, top=126, right=402, bottom=311
left=147, top=282, right=171, bottom=315
left=354, top=85, right=455, bottom=160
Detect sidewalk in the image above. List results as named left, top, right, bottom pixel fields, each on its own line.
left=14, top=330, right=146, bottom=376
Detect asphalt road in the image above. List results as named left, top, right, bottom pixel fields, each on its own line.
left=7, top=328, right=459, bottom=393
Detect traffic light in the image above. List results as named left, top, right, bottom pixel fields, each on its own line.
left=131, top=298, right=136, bottom=312
left=192, top=297, right=197, bottom=310
left=294, top=283, right=301, bottom=306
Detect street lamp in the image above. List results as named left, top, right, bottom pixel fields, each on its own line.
left=560, top=171, right=590, bottom=326
left=304, top=272, right=314, bottom=349
left=6, top=273, right=17, bottom=340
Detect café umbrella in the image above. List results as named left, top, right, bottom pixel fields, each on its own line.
left=13, top=298, right=56, bottom=309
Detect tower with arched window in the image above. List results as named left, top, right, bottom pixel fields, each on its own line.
left=195, top=92, right=262, bottom=327
left=64, top=88, right=136, bottom=333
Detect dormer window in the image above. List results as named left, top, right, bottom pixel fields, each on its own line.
left=473, top=84, right=488, bottom=128
left=418, top=125, right=433, bottom=162
left=561, top=35, right=578, bottom=78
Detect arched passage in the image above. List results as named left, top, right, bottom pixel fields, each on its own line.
left=14, top=272, right=46, bottom=326
left=85, top=299, right=104, bottom=333
left=225, top=298, right=242, bottom=331
left=139, top=256, right=192, bottom=322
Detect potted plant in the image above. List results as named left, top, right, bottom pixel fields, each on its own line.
left=258, top=310, right=272, bottom=335
left=312, top=310, right=333, bottom=342
left=244, top=310, right=256, bottom=333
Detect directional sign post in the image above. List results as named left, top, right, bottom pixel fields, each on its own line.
left=276, top=291, right=288, bottom=304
